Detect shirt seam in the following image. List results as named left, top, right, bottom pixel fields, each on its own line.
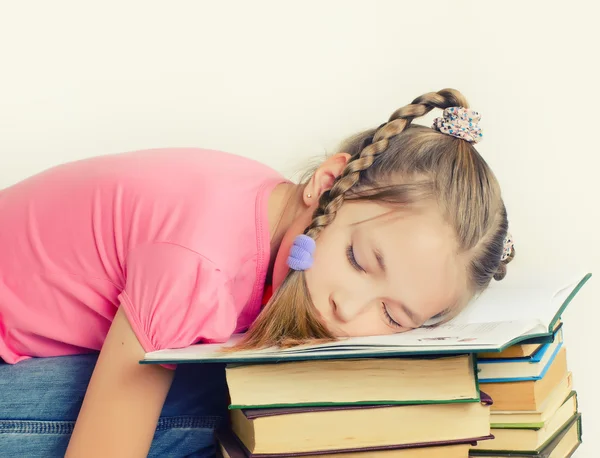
left=119, top=291, right=159, bottom=353
left=139, top=241, right=219, bottom=268
left=248, top=178, right=286, bottom=316
left=124, top=241, right=233, bottom=285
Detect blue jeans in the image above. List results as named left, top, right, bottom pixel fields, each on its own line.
left=0, top=354, right=229, bottom=457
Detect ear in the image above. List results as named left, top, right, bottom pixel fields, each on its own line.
left=302, top=153, right=351, bottom=207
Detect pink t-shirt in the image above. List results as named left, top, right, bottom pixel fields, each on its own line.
left=0, top=148, right=285, bottom=365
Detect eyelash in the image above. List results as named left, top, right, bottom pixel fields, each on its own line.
left=382, top=303, right=402, bottom=328
left=347, top=245, right=402, bottom=328
left=346, top=245, right=365, bottom=272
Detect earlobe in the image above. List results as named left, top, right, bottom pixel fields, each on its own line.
left=302, top=184, right=315, bottom=207
left=302, top=176, right=318, bottom=207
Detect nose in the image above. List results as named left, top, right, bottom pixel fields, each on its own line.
left=332, top=295, right=370, bottom=323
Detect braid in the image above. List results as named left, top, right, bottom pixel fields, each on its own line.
left=306, top=139, right=387, bottom=236
left=307, top=88, right=468, bottom=238
left=231, top=87, right=511, bottom=352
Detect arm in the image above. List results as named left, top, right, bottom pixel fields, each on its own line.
left=65, top=306, right=175, bottom=458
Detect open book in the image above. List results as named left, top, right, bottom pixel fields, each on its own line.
left=141, top=270, right=591, bottom=365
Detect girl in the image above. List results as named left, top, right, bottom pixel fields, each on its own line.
left=0, top=88, right=514, bottom=457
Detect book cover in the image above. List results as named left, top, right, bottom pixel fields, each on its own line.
left=242, top=391, right=494, bottom=420
left=469, top=413, right=581, bottom=457
left=477, top=325, right=562, bottom=363
left=217, top=427, right=494, bottom=458
left=239, top=391, right=493, bottom=418
left=491, top=392, right=576, bottom=429
left=482, top=347, right=568, bottom=412
left=489, top=374, right=573, bottom=428
left=478, top=338, right=564, bottom=383
left=226, top=354, right=480, bottom=409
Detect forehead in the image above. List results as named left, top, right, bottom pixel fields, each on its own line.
left=347, top=201, right=466, bottom=317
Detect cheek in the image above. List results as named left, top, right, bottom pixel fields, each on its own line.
left=304, top=238, right=346, bottom=312
left=304, top=253, right=331, bottom=305
left=338, top=309, right=400, bottom=337
left=310, top=227, right=348, bottom=280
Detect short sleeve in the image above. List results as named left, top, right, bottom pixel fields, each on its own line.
left=118, top=242, right=237, bottom=356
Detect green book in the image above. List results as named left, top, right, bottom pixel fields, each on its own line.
left=141, top=271, right=591, bottom=365
left=490, top=391, right=577, bottom=429
left=226, top=354, right=480, bottom=409
left=470, top=413, right=582, bottom=457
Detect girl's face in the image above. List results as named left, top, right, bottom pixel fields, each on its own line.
left=274, top=199, right=467, bottom=337
left=270, top=154, right=468, bottom=338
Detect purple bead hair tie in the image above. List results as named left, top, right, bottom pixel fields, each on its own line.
left=287, top=234, right=316, bottom=271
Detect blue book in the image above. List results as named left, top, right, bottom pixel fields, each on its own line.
left=477, top=329, right=564, bottom=383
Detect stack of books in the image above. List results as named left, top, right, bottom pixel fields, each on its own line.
left=470, top=325, right=582, bottom=457
left=218, top=354, right=493, bottom=456
left=141, top=271, right=591, bottom=458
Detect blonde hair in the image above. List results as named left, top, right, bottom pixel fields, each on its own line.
left=234, top=88, right=513, bottom=351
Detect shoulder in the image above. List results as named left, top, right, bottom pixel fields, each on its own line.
left=117, top=148, right=285, bottom=271
left=27, top=147, right=281, bottom=189
left=108, top=147, right=284, bottom=198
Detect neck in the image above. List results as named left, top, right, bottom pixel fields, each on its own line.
left=266, top=182, right=304, bottom=281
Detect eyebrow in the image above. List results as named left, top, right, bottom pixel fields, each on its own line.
left=373, top=247, right=386, bottom=273
left=366, top=235, right=431, bottom=328
left=369, top=241, right=421, bottom=327
left=422, top=297, right=461, bottom=328
left=422, top=308, right=454, bottom=328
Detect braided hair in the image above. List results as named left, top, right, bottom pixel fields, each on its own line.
left=234, top=88, right=513, bottom=350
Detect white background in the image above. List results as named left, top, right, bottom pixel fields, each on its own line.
left=1, top=0, right=598, bottom=454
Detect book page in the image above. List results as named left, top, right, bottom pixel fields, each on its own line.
left=143, top=320, right=543, bottom=363
left=449, top=269, right=587, bottom=328
left=142, top=270, right=590, bottom=363
left=278, top=320, right=541, bottom=351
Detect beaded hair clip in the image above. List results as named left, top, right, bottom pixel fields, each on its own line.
left=501, top=232, right=514, bottom=262
left=432, top=106, right=483, bottom=143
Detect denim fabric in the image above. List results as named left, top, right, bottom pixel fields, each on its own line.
left=0, top=354, right=229, bottom=458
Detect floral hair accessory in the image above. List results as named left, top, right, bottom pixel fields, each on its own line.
left=432, top=107, right=483, bottom=143
left=287, top=234, right=316, bottom=271
left=501, top=232, right=514, bottom=262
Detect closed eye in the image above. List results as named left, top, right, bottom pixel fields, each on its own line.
left=382, top=302, right=402, bottom=328
left=346, top=245, right=365, bottom=272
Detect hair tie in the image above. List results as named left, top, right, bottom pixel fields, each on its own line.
left=432, top=107, right=483, bottom=143
left=287, top=234, right=316, bottom=271
left=501, top=232, right=514, bottom=262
